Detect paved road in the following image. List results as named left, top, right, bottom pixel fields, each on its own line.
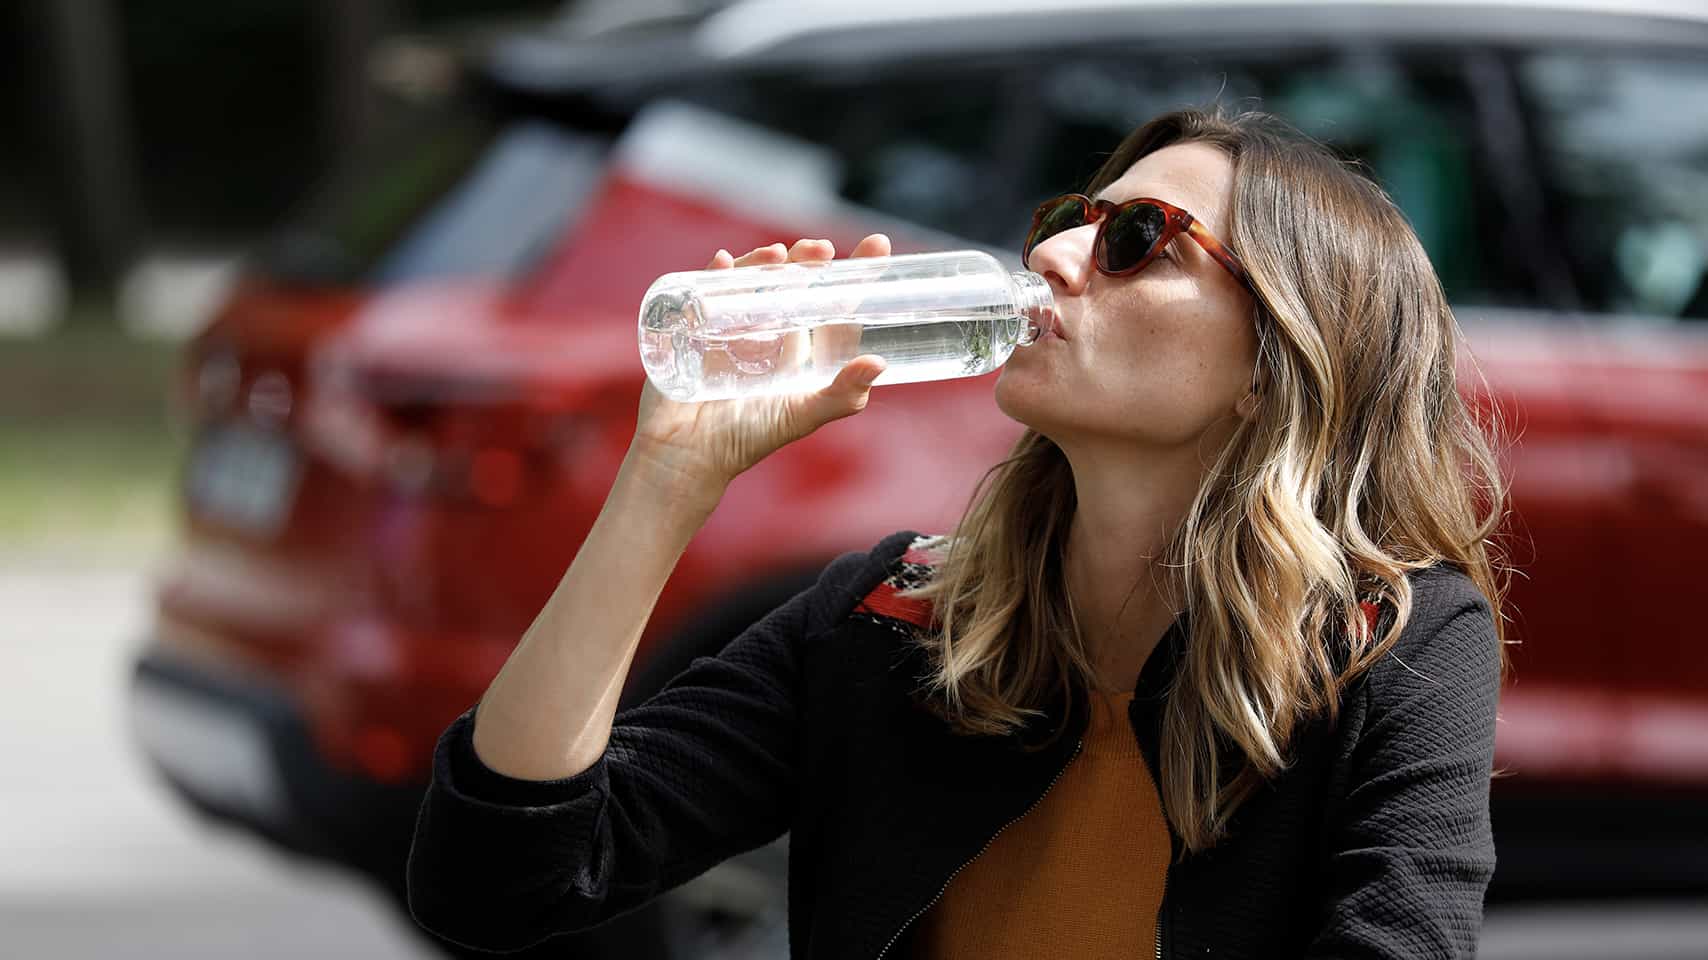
left=3, top=564, right=1704, bottom=959
left=0, top=564, right=435, bottom=959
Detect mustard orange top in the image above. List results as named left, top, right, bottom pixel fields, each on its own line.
left=910, top=689, right=1172, bottom=958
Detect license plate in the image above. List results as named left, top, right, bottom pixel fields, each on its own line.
left=186, top=425, right=300, bottom=536
left=130, top=676, right=286, bottom=825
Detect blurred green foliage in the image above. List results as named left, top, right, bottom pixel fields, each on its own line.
left=0, top=325, right=184, bottom=562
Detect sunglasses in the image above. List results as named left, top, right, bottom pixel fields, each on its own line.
left=1022, top=193, right=1253, bottom=291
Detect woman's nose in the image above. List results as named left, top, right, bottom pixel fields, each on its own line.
left=1025, top=224, right=1096, bottom=296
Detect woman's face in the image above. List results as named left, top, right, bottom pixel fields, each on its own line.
left=996, top=142, right=1260, bottom=452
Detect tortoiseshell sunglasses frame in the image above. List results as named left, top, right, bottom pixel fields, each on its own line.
left=1023, top=193, right=1254, bottom=292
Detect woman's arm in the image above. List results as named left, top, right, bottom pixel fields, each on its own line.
left=1307, top=576, right=1502, bottom=960
left=468, top=446, right=722, bottom=782
left=405, top=237, right=894, bottom=952
left=467, top=234, right=890, bottom=783
left=406, top=504, right=899, bottom=955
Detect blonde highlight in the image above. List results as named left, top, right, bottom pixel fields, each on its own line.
left=899, top=106, right=1511, bottom=853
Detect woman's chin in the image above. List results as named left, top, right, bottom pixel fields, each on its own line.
left=993, top=368, right=1053, bottom=430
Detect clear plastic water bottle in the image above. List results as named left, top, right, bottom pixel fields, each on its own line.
left=638, top=250, right=1056, bottom=402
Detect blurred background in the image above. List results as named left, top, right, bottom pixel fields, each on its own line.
left=3, top=1, right=1706, bottom=957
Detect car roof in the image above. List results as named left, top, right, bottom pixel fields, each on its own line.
left=700, top=0, right=1708, bottom=59
left=485, top=0, right=1708, bottom=93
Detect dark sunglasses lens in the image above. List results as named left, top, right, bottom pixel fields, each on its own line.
left=1100, top=202, right=1168, bottom=272
left=1025, top=197, right=1087, bottom=262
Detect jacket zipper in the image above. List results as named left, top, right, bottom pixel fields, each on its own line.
left=872, top=737, right=1085, bottom=959
left=1153, top=865, right=1168, bottom=960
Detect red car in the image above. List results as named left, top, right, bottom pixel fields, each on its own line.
left=129, top=2, right=1708, bottom=954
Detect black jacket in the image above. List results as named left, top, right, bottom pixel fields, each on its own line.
left=408, top=529, right=1501, bottom=958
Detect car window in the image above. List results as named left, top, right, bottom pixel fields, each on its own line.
left=371, top=122, right=605, bottom=284
left=676, top=47, right=1537, bottom=312
left=262, top=103, right=491, bottom=285
left=671, top=64, right=1013, bottom=239
left=830, top=68, right=1015, bottom=241
left=1518, top=52, right=1708, bottom=321
left=1021, top=48, right=1525, bottom=310
left=262, top=100, right=606, bottom=287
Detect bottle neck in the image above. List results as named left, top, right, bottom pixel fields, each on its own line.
left=1009, top=271, right=1056, bottom=346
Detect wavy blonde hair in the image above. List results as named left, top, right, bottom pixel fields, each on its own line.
left=898, top=106, right=1510, bottom=853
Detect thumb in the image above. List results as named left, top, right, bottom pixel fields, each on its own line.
left=812, top=356, right=887, bottom=422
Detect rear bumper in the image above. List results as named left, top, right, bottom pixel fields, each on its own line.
left=1490, top=783, right=1708, bottom=901
left=128, top=644, right=700, bottom=959
left=127, top=647, right=426, bottom=892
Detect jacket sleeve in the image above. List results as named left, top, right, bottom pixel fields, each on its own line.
left=405, top=545, right=880, bottom=954
left=1306, top=577, right=1502, bottom=960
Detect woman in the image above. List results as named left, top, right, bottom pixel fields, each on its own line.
left=407, top=107, right=1508, bottom=959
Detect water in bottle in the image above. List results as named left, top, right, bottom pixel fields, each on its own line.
left=638, top=250, right=1056, bottom=402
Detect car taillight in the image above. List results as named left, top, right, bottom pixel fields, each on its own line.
left=182, top=344, right=304, bottom=431
left=302, top=365, right=589, bottom=507
left=194, top=347, right=243, bottom=418
left=378, top=430, right=532, bottom=507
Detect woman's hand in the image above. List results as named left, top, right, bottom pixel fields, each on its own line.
left=625, top=234, right=892, bottom=507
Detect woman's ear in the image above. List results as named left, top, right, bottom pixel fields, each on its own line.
left=1235, top=391, right=1261, bottom=422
